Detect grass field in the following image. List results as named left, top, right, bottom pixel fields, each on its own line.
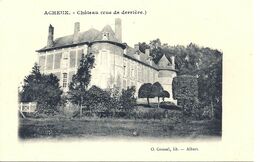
left=19, top=117, right=221, bottom=139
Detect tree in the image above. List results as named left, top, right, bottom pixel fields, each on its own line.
left=138, top=42, right=150, bottom=53
left=135, top=39, right=222, bottom=119
left=151, top=82, right=164, bottom=108
left=198, top=57, right=222, bottom=119
left=120, top=86, right=136, bottom=110
left=172, top=75, right=199, bottom=116
left=20, top=63, right=63, bottom=114
left=85, top=85, right=112, bottom=115
left=138, top=83, right=154, bottom=106
left=68, top=53, right=95, bottom=118
left=160, top=90, right=170, bottom=101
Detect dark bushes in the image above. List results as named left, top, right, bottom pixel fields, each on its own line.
left=19, top=64, right=63, bottom=116
left=78, top=86, right=136, bottom=118
left=159, top=101, right=181, bottom=110
left=132, top=107, right=182, bottom=120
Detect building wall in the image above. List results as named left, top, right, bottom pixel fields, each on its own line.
left=38, top=44, right=88, bottom=91
left=158, top=70, right=177, bottom=102
left=38, top=42, right=176, bottom=102
left=90, top=42, right=124, bottom=89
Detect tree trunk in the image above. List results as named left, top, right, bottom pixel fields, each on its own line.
left=157, top=97, right=160, bottom=108
left=80, top=97, right=83, bottom=118
left=147, top=97, right=150, bottom=107
left=211, top=100, right=214, bottom=120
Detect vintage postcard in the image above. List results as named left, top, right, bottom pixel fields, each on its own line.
left=0, top=0, right=253, bottom=161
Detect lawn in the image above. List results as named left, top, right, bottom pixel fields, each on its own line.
left=19, top=117, right=221, bottom=139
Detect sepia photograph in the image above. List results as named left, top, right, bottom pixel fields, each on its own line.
left=18, top=18, right=222, bottom=140
left=0, top=0, right=253, bottom=161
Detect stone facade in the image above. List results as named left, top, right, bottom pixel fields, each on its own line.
left=37, top=18, right=177, bottom=101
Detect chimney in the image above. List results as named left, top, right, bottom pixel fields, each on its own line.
left=145, top=49, right=150, bottom=56
left=47, top=24, right=54, bottom=47
left=134, top=44, right=139, bottom=51
left=171, top=56, right=175, bottom=69
left=115, top=18, right=122, bottom=43
left=73, top=22, right=80, bottom=43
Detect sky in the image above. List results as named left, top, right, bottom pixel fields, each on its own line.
left=0, top=0, right=252, bottom=80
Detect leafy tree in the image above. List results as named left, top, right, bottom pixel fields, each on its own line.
left=138, top=42, right=150, bottom=53
left=136, top=39, right=222, bottom=119
left=68, top=53, right=95, bottom=118
left=120, top=86, right=136, bottom=110
left=172, top=75, right=199, bottom=100
left=198, top=57, right=222, bottom=119
left=138, top=83, right=154, bottom=106
left=20, top=63, right=63, bottom=114
left=85, top=85, right=112, bottom=114
left=160, top=90, right=170, bottom=101
left=151, top=82, right=164, bottom=108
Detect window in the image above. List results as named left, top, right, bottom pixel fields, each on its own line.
left=123, top=65, right=126, bottom=77
left=102, top=32, right=109, bottom=40
left=123, top=60, right=127, bottom=77
left=131, top=68, right=134, bottom=78
left=123, top=79, right=127, bottom=89
left=138, top=65, right=142, bottom=82
left=62, top=52, right=69, bottom=68
left=39, top=56, right=46, bottom=71
left=69, top=51, right=76, bottom=68
left=62, top=73, right=68, bottom=88
left=46, top=54, right=54, bottom=70
left=63, top=52, right=68, bottom=60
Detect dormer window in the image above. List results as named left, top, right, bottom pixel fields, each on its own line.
left=149, top=59, right=153, bottom=66
left=147, top=57, right=153, bottom=66
left=102, top=32, right=110, bottom=40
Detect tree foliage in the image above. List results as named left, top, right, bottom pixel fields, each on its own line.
left=172, top=75, right=199, bottom=100
left=138, top=38, right=222, bottom=119
left=120, top=86, right=136, bottom=111
left=19, top=63, right=63, bottom=114
left=68, top=53, right=95, bottom=117
left=151, top=82, right=164, bottom=107
left=138, top=83, right=153, bottom=106
left=160, top=90, right=170, bottom=101
left=85, top=85, right=112, bottom=111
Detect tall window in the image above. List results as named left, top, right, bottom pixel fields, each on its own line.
left=131, top=68, right=134, bottom=78
left=138, top=65, right=141, bottom=82
left=123, top=60, right=127, bottom=77
left=62, top=52, right=69, bottom=68
left=123, top=65, right=126, bottom=77
left=62, top=73, right=68, bottom=88
left=123, top=79, right=127, bottom=89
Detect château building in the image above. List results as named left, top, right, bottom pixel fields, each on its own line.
left=36, top=18, right=177, bottom=101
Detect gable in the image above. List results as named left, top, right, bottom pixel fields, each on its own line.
left=157, top=54, right=171, bottom=67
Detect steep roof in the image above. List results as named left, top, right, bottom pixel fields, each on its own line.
left=37, top=23, right=176, bottom=71
left=94, top=25, right=119, bottom=42
left=157, top=54, right=171, bottom=67
left=124, top=45, right=175, bottom=71
left=38, top=28, right=101, bottom=51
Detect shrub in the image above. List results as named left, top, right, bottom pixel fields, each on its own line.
left=20, top=63, right=63, bottom=116
left=132, top=106, right=182, bottom=120
left=201, top=105, right=212, bottom=119
left=138, top=83, right=154, bottom=106
left=84, top=86, right=114, bottom=113
left=120, top=86, right=136, bottom=111
left=159, top=101, right=181, bottom=110
left=172, top=75, right=198, bottom=100
left=160, top=90, right=170, bottom=101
